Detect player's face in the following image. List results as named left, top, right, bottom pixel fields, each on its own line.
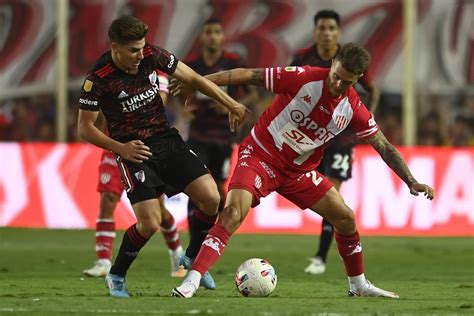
left=200, top=23, right=225, bottom=53
left=111, top=38, right=146, bottom=74
left=327, top=60, right=361, bottom=97
left=313, top=18, right=340, bottom=50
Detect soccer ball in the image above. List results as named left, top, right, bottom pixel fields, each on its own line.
left=235, top=258, right=277, bottom=297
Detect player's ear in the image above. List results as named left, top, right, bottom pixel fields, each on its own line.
left=111, top=42, right=119, bottom=53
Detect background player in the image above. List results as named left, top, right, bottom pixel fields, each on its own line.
left=171, top=43, right=434, bottom=299
left=291, top=10, right=381, bottom=274
left=78, top=16, right=248, bottom=298
left=82, top=72, right=186, bottom=278
left=181, top=18, right=259, bottom=266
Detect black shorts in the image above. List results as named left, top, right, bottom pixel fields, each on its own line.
left=117, top=128, right=209, bottom=205
left=316, top=141, right=355, bottom=181
left=186, top=138, right=233, bottom=181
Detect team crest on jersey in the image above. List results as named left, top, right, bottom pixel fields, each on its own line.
left=255, top=175, right=262, bottom=189
left=134, top=170, right=146, bottom=183
left=83, top=80, right=93, bottom=92
left=334, top=115, right=349, bottom=129
left=148, top=71, right=157, bottom=85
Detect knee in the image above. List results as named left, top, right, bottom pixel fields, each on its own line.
left=99, top=192, right=120, bottom=218
left=194, top=189, right=220, bottom=216
left=136, top=216, right=161, bottom=238
left=332, top=208, right=356, bottom=234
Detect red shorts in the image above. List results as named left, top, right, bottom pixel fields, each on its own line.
left=228, top=138, right=332, bottom=209
left=97, top=151, right=124, bottom=196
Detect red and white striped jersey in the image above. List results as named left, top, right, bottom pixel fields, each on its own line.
left=251, top=66, right=378, bottom=173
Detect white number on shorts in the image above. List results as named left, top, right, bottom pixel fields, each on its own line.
left=305, top=170, right=323, bottom=186
left=331, top=154, right=350, bottom=178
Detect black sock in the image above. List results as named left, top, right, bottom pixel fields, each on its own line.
left=185, top=208, right=217, bottom=258
left=316, top=219, right=334, bottom=262
left=110, top=224, right=148, bottom=276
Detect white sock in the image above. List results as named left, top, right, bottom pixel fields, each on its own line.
left=348, top=273, right=366, bottom=290
left=169, top=245, right=183, bottom=256
left=184, top=269, right=201, bottom=289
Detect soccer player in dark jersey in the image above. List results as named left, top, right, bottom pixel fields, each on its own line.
left=171, top=43, right=434, bottom=299
left=77, top=16, right=248, bottom=298
left=183, top=18, right=259, bottom=248
left=291, top=10, right=381, bottom=275
left=82, top=73, right=186, bottom=279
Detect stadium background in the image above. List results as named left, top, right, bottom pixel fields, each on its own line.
left=0, top=0, right=473, bottom=236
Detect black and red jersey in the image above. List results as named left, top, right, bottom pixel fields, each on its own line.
left=79, top=44, right=178, bottom=142
left=185, top=51, right=246, bottom=144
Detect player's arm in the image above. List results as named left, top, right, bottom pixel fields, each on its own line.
left=205, top=68, right=265, bottom=86
left=365, top=130, right=435, bottom=199
left=77, top=109, right=151, bottom=163
left=173, top=61, right=249, bottom=132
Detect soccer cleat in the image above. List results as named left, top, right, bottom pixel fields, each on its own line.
left=348, top=280, right=399, bottom=299
left=304, top=257, right=326, bottom=275
left=171, top=281, right=198, bottom=298
left=105, top=273, right=130, bottom=298
left=179, top=254, right=216, bottom=290
left=169, top=247, right=187, bottom=278
left=83, top=260, right=111, bottom=277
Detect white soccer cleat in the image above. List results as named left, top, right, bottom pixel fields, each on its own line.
left=171, top=281, right=198, bottom=298
left=169, top=247, right=187, bottom=278
left=348, top=280, right=399, bottom=299
left=83, top=260, right=111, bottom=277
left=304, top=257, right=326, bottom=275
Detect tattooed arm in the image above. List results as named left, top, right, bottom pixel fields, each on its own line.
left=204, top=68, right=265, bottom=86
left=366, top=130, right=435, bottom=200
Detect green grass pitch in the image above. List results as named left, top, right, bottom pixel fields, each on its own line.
left=0, top=228, right=473, bottom=315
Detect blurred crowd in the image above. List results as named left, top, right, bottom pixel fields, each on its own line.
left=0, top=91, right=473, bottom=146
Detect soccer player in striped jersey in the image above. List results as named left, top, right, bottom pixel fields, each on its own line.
left=290, top=9, right=381, bottom=275
left=82, top=72, right=186, bottom=279
left=78, top=16, right=248, bottom=298
left=171, top=43, right=434, bottom=299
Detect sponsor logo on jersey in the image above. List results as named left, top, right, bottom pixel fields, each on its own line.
left=120, top=84, right=160, bottom=113
left=368, top=117, right=376, bottom=127
left=259, top=161, right=276, bottom=179
left=134, top=170, right=145, bottom=183
left=301, top=95, right=312, bottom=104
left=118, top=90, right=129, bottom=98
left=83, top=80, right=93, bottom=92
left=79, top=98, right=98, bottom=106
left=289, top=110, right=336, bottom=144
left=168, top=55, right=175, bottom=68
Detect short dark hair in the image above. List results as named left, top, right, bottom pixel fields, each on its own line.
left=203, top=17, right=223, bottom=26
left=335, top=43, right=371, bottom=75
left=108, top=16, right=148, bottom=44
left=314, top=10, right=340, bottom=26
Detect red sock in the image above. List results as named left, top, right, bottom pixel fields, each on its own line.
left=160, top=215, right=181, bottom=250
left=95, top=219, right=115, bottom=261
left=192, top=224, right=231, bottom=275
left=334, top=231, right=364, bottom=276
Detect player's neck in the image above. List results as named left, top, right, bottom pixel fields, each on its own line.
left=202, top=49, right=223, bottom=67
left=316, top=44, right=338, bottom=61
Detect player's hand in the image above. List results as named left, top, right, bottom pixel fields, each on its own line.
left=119, top=140, right=152, bottom=163
left=409, top=182, right=435, bottom=200
left=229, top=102, right=252, bottom=132
left=170, top=78, right=196, bottom=110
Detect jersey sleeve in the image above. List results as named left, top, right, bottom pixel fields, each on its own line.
left=157, top=70, right=169, bottom=94
left=264, top=66, right=311, bottom=95
left=350, top=95, right=379, bottom=139
left=152, top=46, right=178, bottom=75
left=78, top=73, right=104, bottom=111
